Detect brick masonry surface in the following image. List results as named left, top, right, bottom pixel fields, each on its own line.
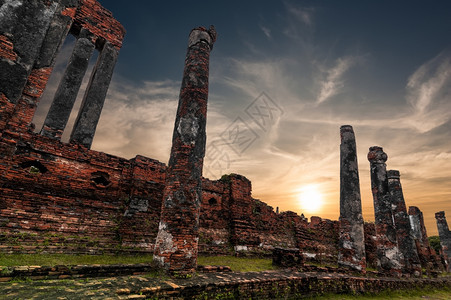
left=2, top=268, right=451, bottom=299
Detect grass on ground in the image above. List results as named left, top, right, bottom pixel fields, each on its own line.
left=0, top=253, right=154, bottom=267
left=197, top=255, right=277, bottom=272
left=0, top=254, right=277, bottom=272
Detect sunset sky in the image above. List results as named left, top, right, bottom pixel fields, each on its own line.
left=32, top=1, right=451, bottom=235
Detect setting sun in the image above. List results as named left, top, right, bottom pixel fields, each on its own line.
left=297, top=185, right=323, bottom=214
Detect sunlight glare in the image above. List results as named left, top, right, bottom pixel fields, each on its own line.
left=297, top=184, right=323, bottom=214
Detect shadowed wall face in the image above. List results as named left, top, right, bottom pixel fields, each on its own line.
left=338, top=125, right=366, bottom=272
left=153, top=26, right=217, bottom=274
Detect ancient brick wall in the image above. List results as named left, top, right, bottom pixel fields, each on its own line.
left=296, top=216, right=339, bottom=264
left=222, top=174, right=302, bottom=253
left=0, top=0, right=150, bottom=254
left=199, top=178, right=230, bottom=255
left=1, top=102, right=340, bottom=257
left=198, top=174, right=303, bottom=255
left=203, top=174, right=340, bottom=261
left=0, top=130, right=167, bottom=253
left=1, top=131, right=439, bottom=273
left=0, top=138, right=339, bottom=257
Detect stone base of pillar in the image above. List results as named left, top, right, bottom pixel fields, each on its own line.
left=338, top=219, right=366, bottom=273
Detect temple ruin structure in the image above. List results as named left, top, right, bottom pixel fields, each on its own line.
left=387, top=170, right=421, bottom=276
left=0, top=0, right=447, bottom=278
left=367, top=146, right=402, bottom=276
left=338, top=125, right=366, bottom=271
left=153, top=26, right=217, bottom=274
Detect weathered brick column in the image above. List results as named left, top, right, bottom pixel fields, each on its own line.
left=69, top=41, right=118, bottom=148
left=410, top=207, right=445, bottom=272
left=387, top=170, right=421, bottom=276
left=338, top=125, right=366, bottom=272
left=0, top=1, right=75, bottom=132
left=0, top=1, right=59, bottom=104
left=41, top=30, right=95, bottom=139
left=408, top=206, right=423, bottom=242
left=435, top=211, right=451, bottom=268
left=153, top=26, right=217, bottom=274
left=367, top=146, right=402, bottom=276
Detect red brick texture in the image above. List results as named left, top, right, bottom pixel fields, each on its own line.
left=22, top=67, right=53, bottom=99
left=0, top=35, right=18, bottom=61
left=74, top=0, right=125, bottom=49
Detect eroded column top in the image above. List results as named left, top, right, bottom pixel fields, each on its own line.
left=409, top=206, right=421, bottom=215
left=340, top=124, right=354, bottom=132
left=188, top=25, right=217, bottom=50
left=340, top=125, right=355, bottom=141
left=387, top=170, right=400, bottom=179
left=367, top=146, right=387, bottom=164
left=436, top=211, right=446, bottom=218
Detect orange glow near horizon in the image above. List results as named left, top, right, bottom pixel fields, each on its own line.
left=297, top=184, right=323, bottom=214
left=251, top=162, right=445, bottom=237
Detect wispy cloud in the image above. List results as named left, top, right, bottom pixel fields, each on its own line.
left=284, top=2, right=314, bottom=26
left=402, top=51, right=451, bottom=132
left=316, top=56, right=358, bottom=104
left=221, top=58, right=292, bottom=100
left=282, top=2, right=315, bottom=42
left=260, top=25, right=271, bottom=39
left=210, top=47, right=451, bottom=231
left=92, top=78, right=180, bottom=161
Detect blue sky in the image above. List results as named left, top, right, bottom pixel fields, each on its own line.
left=33, top=0, right=451, bottom=234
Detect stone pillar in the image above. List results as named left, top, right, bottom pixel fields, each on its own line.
left=41, top=30, right=95, bottom=139
left=0, top=1, right=59, bottom=103
left=69, top=41, right=118, bottom=148
left=338, top=125, right=366, bottom=272
left=367, top=146, right=402, bottom=276
left=409, top=206, right=441, bottom=272
left=435, top=211, right=451, bottom=267
left=387, top=170, right=421, bottom=276
left=0, top=1, right=74, bottom=132
left=408, top=207, right=424, bottom=243
left=153, top=26, right=217, bottom=274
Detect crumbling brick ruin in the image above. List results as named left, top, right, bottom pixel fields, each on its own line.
left=0, top=0, right=447, bottom=277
